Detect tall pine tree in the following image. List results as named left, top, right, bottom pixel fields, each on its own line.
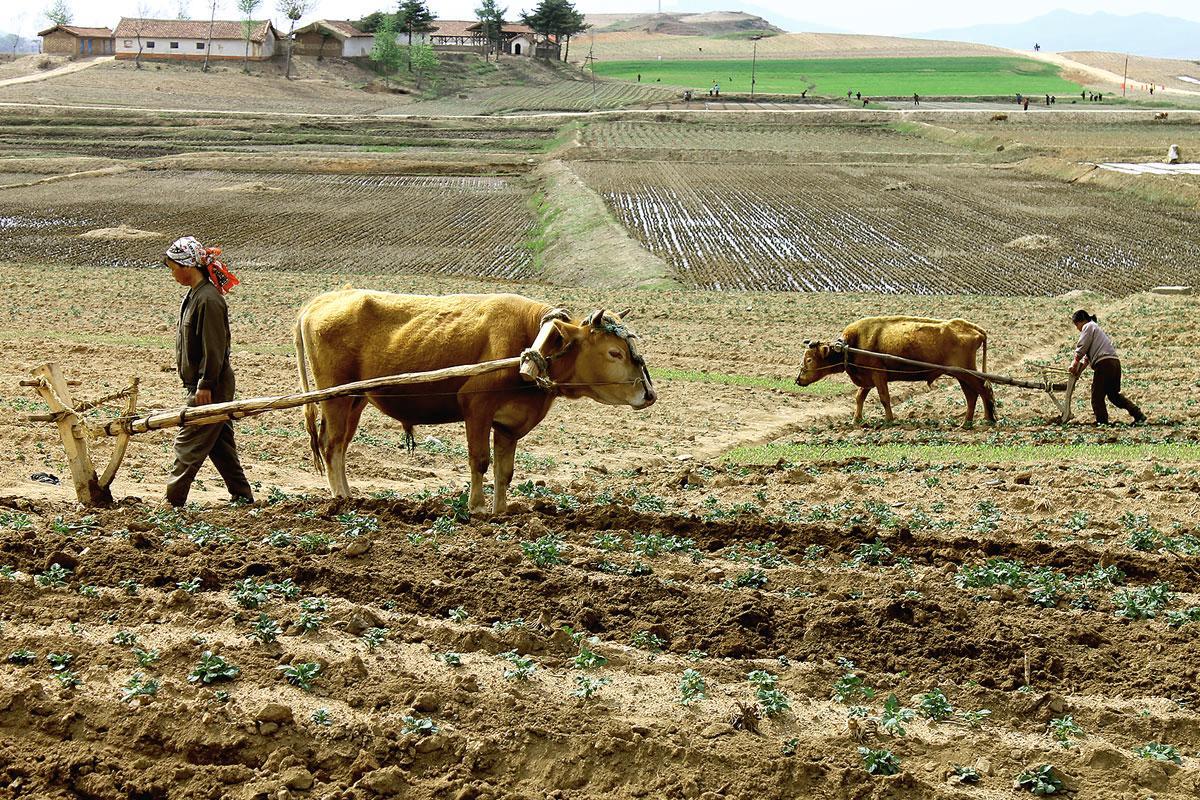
left=396, top=0, right=435, bottom=71
left=474, top=0, right=505, bottom=61
left=520, top=0, right=586, bottom=61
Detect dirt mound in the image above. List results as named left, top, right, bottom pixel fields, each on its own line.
left=1004, top=233, right=1061, bottom=251
left=79, top=224, right=163, bottom=241
left=214, top=181, right=286, bottom=194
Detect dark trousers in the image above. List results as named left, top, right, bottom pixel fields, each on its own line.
left=1090, top=358, right=1143, bottom=424
left=166, top=377, right=253, bottom=506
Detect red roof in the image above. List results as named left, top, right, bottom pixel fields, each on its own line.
left=430, top=20, right=477, bottom=38
left=465, top=21, right=535, bottom=34
left=112, top=18, right=276, bottom=43
left=38, top=25, right=114, bottom=38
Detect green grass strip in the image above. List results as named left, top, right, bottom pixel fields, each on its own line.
left=653, top=368, right=851, bottom=395
left=727, top=442, right=1200, bottom=465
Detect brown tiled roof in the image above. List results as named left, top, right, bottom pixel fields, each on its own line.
left=113, top=18, right=275, bottom=42
left=465, top=21, right=536, bottom=34
left=430, top=20, right=477, bottom=38
left=295, top=20, right=371, bottom=39
left=38, top=25, right=113, bottom=38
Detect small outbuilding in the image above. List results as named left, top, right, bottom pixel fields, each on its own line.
left=292, top=20, right=374, bottom=59
left=112, top=18, right=277, bottom=62
left=38, top=25, right=115, bottom=56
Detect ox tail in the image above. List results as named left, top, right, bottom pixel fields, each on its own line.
left=294, top=309, right=325, bottom=476
left=980, top=330, right=988, bottom=375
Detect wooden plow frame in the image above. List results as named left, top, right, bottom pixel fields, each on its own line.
left=22, top=349, right=553, bottom=508
left=822, top=340, right=1078, bottom=423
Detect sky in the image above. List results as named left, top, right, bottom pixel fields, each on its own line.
left=5, top=0, right=1200, bottom=37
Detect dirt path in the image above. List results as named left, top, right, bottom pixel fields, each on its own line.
left=0, top=56, right=113, bottom=88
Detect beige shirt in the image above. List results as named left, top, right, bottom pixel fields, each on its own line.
left=1075, top=320, right=1117, bottom=367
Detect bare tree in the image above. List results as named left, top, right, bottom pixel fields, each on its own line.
left=236, top=0, right=261, bottom=74
left=277, top=0, right=312, bottom=80
left=44, top=0, right=72, bottom=26
left=10, top=13, right=27, bottom=56
left=176, top=0, right=191, bottom=19
left=132, top=4, right=155, bottom=70
left=201, top=0, right=218, bottom=72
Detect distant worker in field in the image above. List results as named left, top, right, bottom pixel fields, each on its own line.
left=163, top=236, right=254, bottom=507
left=856, top=91, right=861, bottom=100
left=1022, top=97, right=1029, bottom=111
left=848, top=89, right=853, bottom=99
left=1081, top=89, right=1087, bottom=100
left=1069, top=310, right=1146, bottom=425
left=1045, top=94, right=1051, bottom=105
left=637, top=73, right=641, bottom=82
left=913, top=92, right=920, bottom=106
left=1034, top=42, right=1040, bottom=52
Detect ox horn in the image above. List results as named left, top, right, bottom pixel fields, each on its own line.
left=617, top=308, right=633, bottom=320
left=584, top=310, right=606, bottom=328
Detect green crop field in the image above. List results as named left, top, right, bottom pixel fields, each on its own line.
left=590, top=56, right=1082, bottom=97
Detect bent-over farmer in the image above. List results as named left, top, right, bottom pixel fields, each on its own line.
left=163, top=236, right=254, bottom=506
left=1069, top=309, right=1146, bottom=425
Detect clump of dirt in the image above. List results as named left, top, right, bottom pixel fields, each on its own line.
left=79, top=224, right=163, bottom=241
left=1004, top=233, right=1060, bottom=251
left=883, top=180, right=913, bottom=191
left=214, top=181, right=285, bottom=194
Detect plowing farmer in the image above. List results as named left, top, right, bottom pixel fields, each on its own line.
left=1069, top=309, right=1146, bottom=426
left=163, top=236, right=254, bottom=507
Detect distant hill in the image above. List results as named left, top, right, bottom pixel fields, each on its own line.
left=0, top=33, right=40, bottom=54
left=586, top=11, right=784, bottom=36
left=912, top=10, right=1200, bottom=60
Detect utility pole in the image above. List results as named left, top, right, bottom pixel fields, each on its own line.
left=750, top=35, right=762, bottom=101
left=584, top=35, right=597, bottom=111
left=1122, top=54, right=1129, bottom=97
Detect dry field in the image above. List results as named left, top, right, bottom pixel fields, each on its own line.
left=1063, top=52, right=1200, bottom=95
left=2, top=99, right=1200, bottom=799
left=576, top=31, right=1010, bottom=64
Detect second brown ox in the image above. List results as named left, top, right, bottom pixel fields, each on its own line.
left=294, top=290, right=656, bottom=514
left=795, top=315, right=995, bottom=427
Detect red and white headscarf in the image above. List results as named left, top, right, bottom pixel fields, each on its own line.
left=165, top=236, right=240, bottom=295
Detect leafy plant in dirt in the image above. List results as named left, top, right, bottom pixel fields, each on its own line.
left=1112, top=583, right=1173, bottom=620
left=47, top=652, right=74, bottom=671
left=177, top=577, right=202, bottom=594
left=297, top=532, right=333, bottom=553
left=591, top=532, right=623, bottom=551
left=0, top=565, right=17, bottom=580
left=572, top=642, right=608, bottom=670
left=311, top=708, right=333, bottom=725
left=1065, top=511, right=1089, bottom=533
left=439, top=652, right=463, bottom=667
left=747, top=670, right=790, bottom=717
left=500, top=651, right=537, bottom=681
left=916, top=688, right=954, bottom=721
left=633, top=532, right=697, bottom=558
left=297, top=597, right=328, bottom=633
left=678, top=669, right=706, bottom=706
left=729, top=568, right=768, bottom=589
left=55, top=670, right=82, bottom=689
left=859, top=746, right=900, bottom=776
left=630, top=631, right=665, bottom=652
left=686, top=649, right=708, bottom=662
left=572, top=675, right=612, bottom=699
left=185, top=521, right=234, bottom=548
left=0, top=511, right=33, bottom=531
left=724, top=541, right=788, bottom=569
left=1122, top=512, right=1163, bottom=551
left=1133, top=742, right=1182, bottom=764
left=232, top=578, right=269, bottom=609
left=401, top=715, right=438, bottom=736
left=119, top=579, right=141, bottom=596
left=880, top=694, right=915, bottom=737
left=958, top=708, right=992, bottom=729
left=1048, top=716, right=1083, bottom=748
left=971, top=500, right=1003, bottom=534
left=448, top=606, right=469, bottom=623
left=951, top=765, right=981, bottom=784
left=78, top=584, right=99, bottom=598
left=132, top=648, right=160, bottom=668
left=1165, top=607, right=1200, bottom=628
left=851, top=539, right=893, bottom=567
left=189, top=652, right=240, bottom=684
left=277, top=661, right=321, bottom=691
left=36, top=563, right=71, bottom=588
left=802, top=544, right=828, bottom=561
left=8, top=649, right=36, bottom=665
left=1015, top=764, right=1063, bottom=795
left=781, top=737, right=799, bottom=756
left=521, top=534, right=566, bottom=567
left=492, top=618, right=526, bottom=632
left=249, top=614, right=282, bottom=645
left=362, top=628, right=390, bottom=651
left=111, top=631, right=138, bottom=647
left=335, top=511, right=379, bottom=538
left=831, top=671, right=875, bottom=704
left=120, top=672, right=159, bottom=701
left=267, top=529, right=294, bottom=547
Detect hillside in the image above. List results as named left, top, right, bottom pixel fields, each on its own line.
left=1064, top=51, right=1200, bottom=94
left=585, top=11, right=782, bottom=36
left=574, top=31, right=1011, bottom=64
left=914, top=10, right=1200, bottom=60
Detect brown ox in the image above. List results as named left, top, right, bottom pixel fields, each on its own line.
left=294, top=290, right=656, bottom=514
left=795, top=316, right=994, bottom=427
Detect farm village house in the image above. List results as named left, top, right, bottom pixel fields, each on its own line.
left=111, top=18, right=278, bottom=61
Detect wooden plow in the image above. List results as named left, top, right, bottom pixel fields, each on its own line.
left=822, top=340, right=1078, bottom=423
left=21, top=353, right=551, bottom=508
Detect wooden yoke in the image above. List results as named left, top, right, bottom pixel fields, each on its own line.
left=519, top=308, right=571, bottom=384
left=29, top=363, right=113, bottom=506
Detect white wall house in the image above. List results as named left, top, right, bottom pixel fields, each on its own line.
left=292, top=20, right=375, bottom=58
left=112, top=18, right=277, bottom=61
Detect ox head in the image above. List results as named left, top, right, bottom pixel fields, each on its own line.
left=795, top=339, right=840, bottom=386
left=549, top=309, right=656, bottom=409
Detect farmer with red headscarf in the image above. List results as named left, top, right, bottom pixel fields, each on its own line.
left=163, top=236, right=253, bottom=507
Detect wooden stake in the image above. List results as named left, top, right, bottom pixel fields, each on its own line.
left=30, top=363, right=112, bottom=507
